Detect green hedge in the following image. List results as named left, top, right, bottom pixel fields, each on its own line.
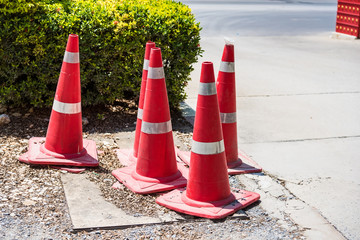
left=0, top=0, right=202, bottom=108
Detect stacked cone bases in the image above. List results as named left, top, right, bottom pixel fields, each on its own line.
left=115, top=41, right=156, bottom=167
left=176, top=39, right=262, bottom=175
left=156, top=62, right=260, bottom=219
left=112, top=47, right=187, bottom=194
left=19, top=34, right=98, bottom=168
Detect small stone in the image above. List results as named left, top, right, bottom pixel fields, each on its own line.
left=11, top=112, right=22, bottom=117
left=29, top=108, right=34, bottom=113
left=0, top=104, right=6, bottom=113
left=0, top=114, right=10, bottom=125
left=10, top=213, right=15, bottom=217
left=24, top=113, right=31, bottom=118
left=82, top=117, right=89, bottom=126
left=23, top=199, right=36, bottom=206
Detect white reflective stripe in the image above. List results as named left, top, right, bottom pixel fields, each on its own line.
left=143, top=59, right=149, bottom=70
left=198, top=82, right=216, bottom=96
left=191, top=140, right=225, bottom=155
left=220, top=112, right=237, bottom=123
left=219, top=61, right=235, bottom=73
left=148, top=67, right=164, bottom=79
left=137, top=108, right=143, bottom=120
left=52, top=99, right=81, bottom=114
left=63, top=51, right=80, bottom=64
left=141, top=120, right=172, bottom=134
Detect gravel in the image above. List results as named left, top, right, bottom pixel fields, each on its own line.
left=0, top=104, right=304, bottom=239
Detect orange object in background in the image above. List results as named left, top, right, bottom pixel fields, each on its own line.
left=336, top=1, right=360, bottom=37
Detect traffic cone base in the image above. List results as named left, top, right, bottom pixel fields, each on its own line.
left=19, top=137, right=98, bottom=167
left=115, top=149, right=137, bottom=167
left=112, top=162, right=188, bottom=194
left=176, top=149, right=262, bottom=175
left=156, top=188, right=260, bottom=219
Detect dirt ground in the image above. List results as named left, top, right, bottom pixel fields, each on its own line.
left=0, top=103, right=304, bottom=239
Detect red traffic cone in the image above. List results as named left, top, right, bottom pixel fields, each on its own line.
left=216, top=38, right=262, bottom=174
left=115, top=41, right=156, bottom=167
left=176, top=38, right=262, bottom=174
left=112, top=47, right=187, bottom=194
left=19, top=34, right=98, bottom=167
left=156, top=62, right=260, bottom=219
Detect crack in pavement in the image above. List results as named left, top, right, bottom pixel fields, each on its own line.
left=240, top=135, right=360, bottom=144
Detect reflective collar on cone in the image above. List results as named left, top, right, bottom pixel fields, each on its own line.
left=198, top=82, right=217, bottom=96
left=219, top=61, right=235, bottom=73
left=220, top=112, right=237, bottom=123
left=191, top=140, right=225, bottom=155
left=141, top=120, right=172, bottom=134
left=137, top=108, right=143, bottom=120
left=148, top=67, right=165, bottom=79
left=143, top=59, right=149, bottom=71
left=52, top=100, right=81, bottom=114
left=63, top=51, right=80, bottom=64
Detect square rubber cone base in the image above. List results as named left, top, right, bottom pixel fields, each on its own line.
left=156, top=188, right=260, bottom=219
left=112, top=163, right=188, bottom=194
left=19, top=152, right=87, bottom=173
left=21, top=137, right=98, bottom=167
left=115, top=149, right=137, bottom=167
left=176, top=148, right=262, bottom=175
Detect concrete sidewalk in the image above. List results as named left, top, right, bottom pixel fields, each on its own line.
left=183, top=35, right=360, bottom=239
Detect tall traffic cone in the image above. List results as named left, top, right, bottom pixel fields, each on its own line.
left=176, top=38, right=262, bottom=174
left=216, top=38, right=262, bottom=174
left=112, top=47, right=187, bottom=194
left=115, top=41, right=156, bottom=167
left=19, top=34, right=98, bottom=167
left=156, top=62, right=260, bottom=219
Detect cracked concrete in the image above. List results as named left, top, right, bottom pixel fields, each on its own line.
left=237, top=173, right=345, bottom=239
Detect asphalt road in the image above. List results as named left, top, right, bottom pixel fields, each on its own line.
left=183, top=0, right=337, bottom=36
left=180, top=0, right=360, bottom=239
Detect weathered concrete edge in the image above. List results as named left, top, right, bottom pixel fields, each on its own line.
left=237, top=173, right=346, bottom=240
left=179, top=101, right=346, bottom=240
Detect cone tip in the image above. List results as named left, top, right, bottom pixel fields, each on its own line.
left=145, top=41, right=156, bottom=60
left=202, top=61, right=213, bottom=66
left=224, top=37, right=235, bottom=46
left=149, top=47, right=163, bottom=68
left=200, top=61, right=215, bottom=83
left=146, top=41, right=156, bottom=48
left=66, top=34, right=79, bottom=53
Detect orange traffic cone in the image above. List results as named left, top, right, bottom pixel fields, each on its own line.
left=156, top=62, right=260, bottom=219
left=115, top=41, right=156, bottom=167
left=19, top=34, right=98, bottom=167
left=112, top=47, right=187, bottom=194
left=216, top=38, right=262, bottom=174
left=176, top=38, right=262, bottom=174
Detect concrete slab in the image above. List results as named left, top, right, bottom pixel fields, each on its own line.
left=237, top=173, right=346, bottom=240
left=61, top=173, right=163, bottom=230
left=286, top=179, right=360, bottom=240
left=237, top=137, right=360, bottom=239
left=236, top=93, right=360, bottom=143
left=239, top=137, right=360, bottom=184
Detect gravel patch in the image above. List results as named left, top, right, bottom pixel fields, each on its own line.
left=0, top=104, right=304, bottom=239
